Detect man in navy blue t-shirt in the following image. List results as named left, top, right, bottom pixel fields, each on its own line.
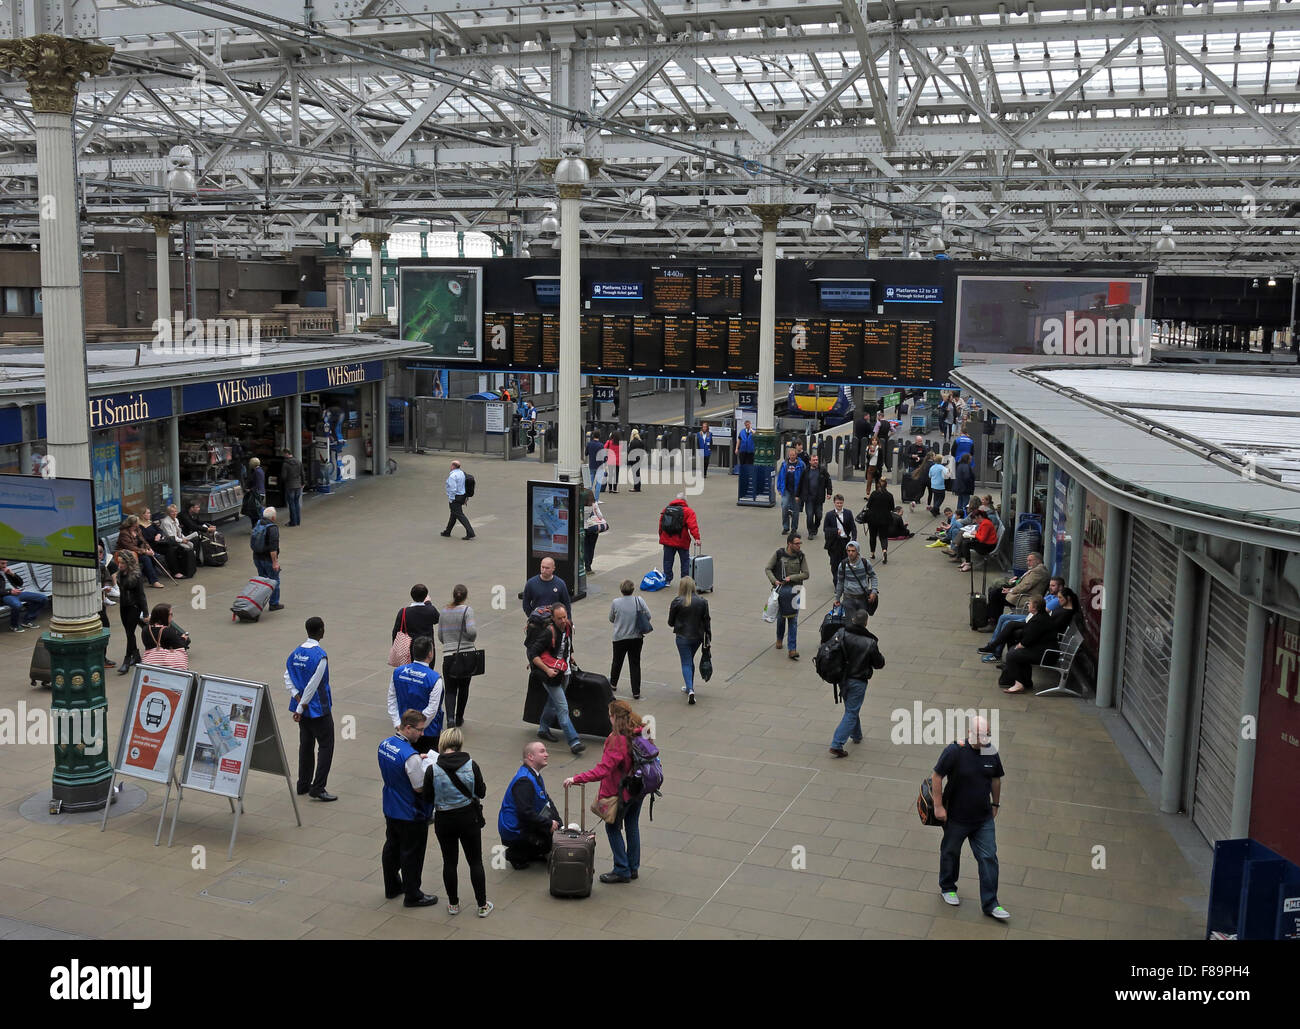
left=931, top=715, right=1009, bottom=920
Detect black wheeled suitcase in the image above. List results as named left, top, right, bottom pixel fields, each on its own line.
left=968, top=563, right=989, bottom=631
left=200, top=531, right=229, bottom=567
left=29, top=637, right=51, bottom=687
left=549, top=784, right=597, bottom=898
left=522, top=666, right=615, bottom=737
left=821, top=605, right=846, bottom=644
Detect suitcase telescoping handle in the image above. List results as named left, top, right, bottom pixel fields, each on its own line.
left=563, top=782, right=587, bottom=832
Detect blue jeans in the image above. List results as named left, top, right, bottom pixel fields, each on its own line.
left=956, top=493, right=971, bottom=517
left=831, top=677, right=867, bottom=749
left=539, top=679, right=580, bottom=746
left=939, top=816, right=1000, bottom=914
left=775, top=607, right=798, bottom=651
left=4, top=591, right=45, bottom=627
left=253, top=556, right=281, bottom=606
left=989, top=613, right=1026, bottom=657
left=605, top=795, right=645, bottom=878
left=675, top=634, right=701, bottom=692
left=662, top=545, right=689, bottom=583
left=287, top=489, right=303, bottom=526
left=781, top=493, right=801, bottom=533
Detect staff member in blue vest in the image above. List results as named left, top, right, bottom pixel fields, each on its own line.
left=735, top=419, right=756, bottom=466
left=386, top=635, right=444, bottom=753
left=697, top=421, right=713, bottom=478
left=498, top=740, right=562, bottom=870
left=284, top=616, right=336, bottom=801
left=379, top=710, right=439, bottom=908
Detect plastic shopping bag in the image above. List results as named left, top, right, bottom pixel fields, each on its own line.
left=762, top=588, right=780, bottom=623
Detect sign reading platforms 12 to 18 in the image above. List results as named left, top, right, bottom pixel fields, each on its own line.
left=399, top=266, right=484, bottom=361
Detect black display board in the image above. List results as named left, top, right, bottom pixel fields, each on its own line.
left=827, top=318, right=862, bottom=379
left=631, top=315, right=664, bottom=373
left=728, top=317, right=759, bottom=377
left=580, top=313, right=601, bottom=369
left=650, top=267, right=695, bottom=314
left=601, top=314, right=632, bottom=372
left=540, top=312, right=560, bottom=368
left=773, top=318, right=796, bottom=379
left=696, top=265, right=743, bottom=315
left=513, top=312, right=542, bottom=367
left=694, top=315, right=728, bottom=375
left=484, top=311, right=512, bottom=362
left=898, top=320, right=936, bottom=382
left=861, top=318, right=898, bottom=380
left=661, top=315, right=695, bottom=374
left=792, top=318, right=828, bottom=380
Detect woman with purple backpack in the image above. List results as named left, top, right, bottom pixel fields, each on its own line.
left=564, top=700, right=651, bottom=885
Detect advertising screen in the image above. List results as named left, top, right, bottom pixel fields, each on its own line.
left=399, top=266, right=483, bottom=361
left=818, top=282, right=874, bottom=312
left=0, top=474, right=97, bottom=568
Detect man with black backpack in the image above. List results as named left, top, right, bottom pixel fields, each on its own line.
left=251, top=507, right=284, bottom=612
left=822, top=608, right=885, bottom=757
left=657, top=493, right=701, bottom=586
left=441, top=459, right=476, bottom=541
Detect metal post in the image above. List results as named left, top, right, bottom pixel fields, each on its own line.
left=290, top=393, right=303, bottom=462
left=141, top=215, right=175, bottom=335
left=376, top=376, right=388, bottom=473
left=360, top=232, right=390, bottom=330
left=1095, top=505, right=1128, bottom=709
left=1044, top=457, right=1059, bottom=572
left=1, top=35, right=115, bottom=812
left=557, top=185, right=583, bottom=481
left=1014, top=434, right=1033, bottom=522
left=1066, top=481, right=1086, bottom=590
left=1160, top=550, right=1199, bottom=814
left=1230, top=603, right=1267, bottom=837
left=753, top=204, right=785, bottom=433
left=168, top=416, right=180, bottom=508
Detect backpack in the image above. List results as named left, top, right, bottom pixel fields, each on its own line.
left=524, top=606, right=554, bottom=648
left=462, top=472, right=476, bottom=499
left=659, top=503, right=684, bottom=537
left=814, top=628, right=848, bottom=698
left=249, top=521, right=269, bottom=554
left=623, top=733, right=664, bottom=820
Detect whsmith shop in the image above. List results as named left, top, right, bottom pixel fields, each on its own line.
left=0, top=336, right=427, bottom=533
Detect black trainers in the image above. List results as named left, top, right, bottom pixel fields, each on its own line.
left=536, top=729, right=557, bottom=742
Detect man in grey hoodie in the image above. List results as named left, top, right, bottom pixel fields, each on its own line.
left=834, top=541, right=879, bottom=620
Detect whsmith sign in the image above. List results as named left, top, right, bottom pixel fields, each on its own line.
left=303, top=361, right=384, bottom=391
left=35, top=388, right=175, bottom=432
left=182, top=372, right=297, bottom=413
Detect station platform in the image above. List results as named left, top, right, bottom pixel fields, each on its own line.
left=0, top=451, right=1207, bottom=940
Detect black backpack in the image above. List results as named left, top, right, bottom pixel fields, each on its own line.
left=524, top=606, right=554, bottom=649
left=462, top=472, right=476, bottom=499
left=814, top=628, right=848, bottom=696
left=659, top=503, right=684, bottom=536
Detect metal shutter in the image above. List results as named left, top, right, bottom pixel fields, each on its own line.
left=1191, top=581, right=1249, bottom=846
left=1118, top=520, right=1178, bottom=768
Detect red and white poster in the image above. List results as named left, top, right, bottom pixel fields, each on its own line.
left=115, top=666, right=193, bottom=784
left=1249, top=614, right=1300, bottom=864
left=181, top=676, right=261, bottom=798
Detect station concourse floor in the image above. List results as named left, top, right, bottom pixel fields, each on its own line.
left=0, top=450, right=1208, bottom=941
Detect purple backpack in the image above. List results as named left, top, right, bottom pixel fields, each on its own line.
left=624, top=733, right=664, bottom=819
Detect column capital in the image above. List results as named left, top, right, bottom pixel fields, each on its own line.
left=360, top=232, right=390, bottom=248
left=867, top=227, right=887, bottom=246
left=557, top=183, right=584, bottom=200
left=537, top=158, right=561, bottom=177
left=749, top=203, right=789, bottom=232
left=0, top=35, right=114, bottom=115
left=139, top=213, right=178, bottom=236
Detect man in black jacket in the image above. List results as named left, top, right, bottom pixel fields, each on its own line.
left=499, top=740, right=563, bottom=869
left=828, top=609, right=885, bottom=757
left=822, top=494, right=857, bottom=587
left=800, top=454, right=833, bottom=539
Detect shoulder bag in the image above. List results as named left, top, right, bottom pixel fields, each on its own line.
left=698, top=630, right=714, bottom=682
left=388, top=608, right=412, bottom=667
left=443, top=608, right=486, bottom=679
left=441, top=761, right=486, bottom=828
left=142, top=624, right=189, bottom=671
left=634, top=597, right=654, bottom=636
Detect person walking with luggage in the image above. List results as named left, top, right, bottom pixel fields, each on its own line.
left=527, top=604, right=586, bottom=755
left=442, top=460, right=475, bottom=540
left=766, top=533, right=809, bottom=660
left=609, top=579, right=650, bottom=700
left=498, top=740, right=563, bottom=868
left=827, top=608, right=886, bottom=758
left=863, top=477, right=896, bottom=563
left=834, top=542, right=879, bottom=622
left=379, top=710, right=438, bottom=908
left=658, top=494, right=701, bottom=586
left=281, top=449, right=304, bottom=527
left=427, top=726, right=492, bottom=918
left=564, top=700, right=648, bottom=884
left=522, top=556, right=572, bottom=615
left=776, top=448, right=805, bottom=536
left=800, top=454, right=832, bottom=539
left=931, top=714, right=1009, bottom=920
left=285, top=616, right=336, bottom=801
left=823, top=494, right=857, bottom=588
left=113, top=551, right=150, bottom=674
left=251, top=507, right=284, bottom=612
left=388, top=636, right=444, bottom=753
left=437, top=584, right=477, bottom=728
left=667, top=576, right=710, bottom=705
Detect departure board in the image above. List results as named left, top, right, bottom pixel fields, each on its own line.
left=696, top=265, right=743, bottom=315
left=601, top=314, right=632, bottom=371
left=793, top=318, right=828, bottom=380
left=631, top=315, right=664, bottom=373
left=727, top=317, right=759, bottom=376
left=512, top=312, right=541, bottom=368
left=662, top=314, right=695, bottom=374
left=540, top=312, right=560, bottom=368
left=898, top=320, right=935, bottom=381
left=773, top=319, right=797, bottom=379
left=483, top=312, right=512, bottom=365
left=580, top=313, right=601, bottom=370
left=826, top=318, right=862, bottom=380
left=694, top=316, right=728, bottom=375
left=861, top=318, right=898, bottom=380
left=649, top=266, right=696, bottom=314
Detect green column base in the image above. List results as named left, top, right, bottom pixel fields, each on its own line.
left=45, top=629, right=113, bottom=812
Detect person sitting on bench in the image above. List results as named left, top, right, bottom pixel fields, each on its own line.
left=956, top=508, right=998, bottom=572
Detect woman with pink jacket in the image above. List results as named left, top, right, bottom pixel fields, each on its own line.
left=564, top=700, right=646, bottom=884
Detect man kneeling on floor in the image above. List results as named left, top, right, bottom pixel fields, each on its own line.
left=498, top=740, right=562, bottom=870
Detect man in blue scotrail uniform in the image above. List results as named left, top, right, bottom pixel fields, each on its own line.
left=498, top=740, right=563, bottom=870
left=387, top=635, right=444, bottom=754
left=285, top=616, right=336, bottom=801
left=379, top=710, right=438, bottom=908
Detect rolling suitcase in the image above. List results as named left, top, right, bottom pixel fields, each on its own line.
left=549, top=784, right=596, bottom=898
left=968, top=562, right=989, bottom=631
left=29, top=637, right=51, bottom=688
left=172, top=545, right=198, bottom=579
left=522, top=665, right=615, bottom=738
left=689, top=544, right=714, bottom=593
left=231, top=576, right=277, bottom=622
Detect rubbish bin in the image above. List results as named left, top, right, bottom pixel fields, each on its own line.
left=1206, top=838, right=1300, bottom=940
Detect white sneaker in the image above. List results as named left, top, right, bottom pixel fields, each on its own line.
left=477, top=900, right=494, bottom=918
left=446, top=903, right=460, bottom=916
left=940, top=891, right=960, bottom=906
left=988, top=905, right=1011, bottom=920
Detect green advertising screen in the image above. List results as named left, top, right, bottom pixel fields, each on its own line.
left=399, top=266, right=483, bottom=361
left=0, top=474, right=97, bottom=568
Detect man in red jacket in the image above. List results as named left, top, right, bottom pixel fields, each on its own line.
left=658, top=493, right=701, bottom=586
left=956, top=508, right=999, bottom=572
